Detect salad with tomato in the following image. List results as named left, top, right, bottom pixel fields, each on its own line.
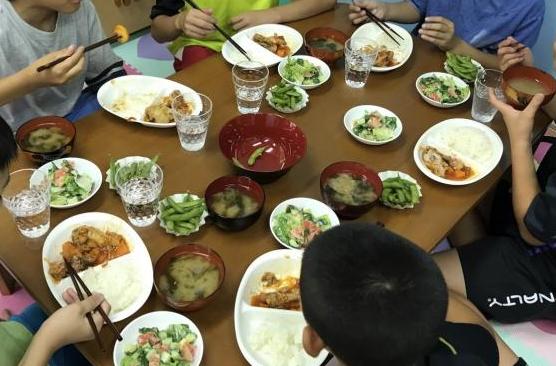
left=48, top=160, right=93, bottom=206
left=418, top=75, right=469, bottom=104
left=272, top=205, right=331, bottom=249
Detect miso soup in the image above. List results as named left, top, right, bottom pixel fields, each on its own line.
left=509, top=78, right=549, bottom=95
left=209, top=188, right=259, bottom=218
left=308, top=37, right=344, bottom=52
left=23, top=127, right=71, bottom=153
left=324, top=173, right=377, bottom=206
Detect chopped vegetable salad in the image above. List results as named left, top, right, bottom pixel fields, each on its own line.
left=48, top=160, right=93, bottom=206
left=272, top=205, right=331, bottom=249
left=418, top=75, right=469, bottom=104
left=352, top=111, right=397, bottom=141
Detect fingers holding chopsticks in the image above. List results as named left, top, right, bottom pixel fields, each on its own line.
left=31, top=45, right=85, bottom=87
left=418, top=16, right=458, bottom=51
left=174, top=8, right=215, bottom=39
left=63, top=288, right=112, bottom=331
left=349, top=1, right=388, bottom=25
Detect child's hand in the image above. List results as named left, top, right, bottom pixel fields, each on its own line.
left=174, top=8, right=215, bottom=39
left=497, top=37, right=534, bottom=72
left=230, top=10, right=270, bottom=31
left=418, top=17, right=459, bottom=51
left=349, top=1, right=388, bottom=25
left=30, top=46, right=85, bottom=87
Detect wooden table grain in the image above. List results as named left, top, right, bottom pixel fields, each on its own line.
left=0, top=5, right=551, bottom=366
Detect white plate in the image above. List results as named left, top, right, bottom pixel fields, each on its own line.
left=416, top=72, right=471, bottom=108
left=378, top=170, right=422, bottom=209
left=277, top=55, right=331, bottom=90
left=269, top=197, right=340, bottom=250
left=97, top=75, right=202, bottom=128
left=105, top=156, right=153, bottom=190
left=234, top=249, right=329, bottom=366
left=222, top=24, right=303, bottom=67
left=113, top=311, right=204, bottom=366
left=157, top=193, right=209, bottom=236
left=351, top=22, right=413, bottom=72
left=343, top=105, right=403, bottom=145
left=42, top=212, right=153, bottom=322
left=444, top=59, right=484, bottom=84
left=266, top=84, right=309, bottom=113
left=413, top=118, right=504, bottom=186
left=35, top=158, right=102, bottom=209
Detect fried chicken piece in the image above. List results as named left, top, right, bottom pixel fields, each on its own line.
left=421, top=146, right=449, bottom=177
left=253, top=33, right=291, bottom=56
left=144, top=90, right=192, bottom=123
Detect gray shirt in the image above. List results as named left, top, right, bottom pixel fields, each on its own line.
left=0, top=0, right=123, bottom=131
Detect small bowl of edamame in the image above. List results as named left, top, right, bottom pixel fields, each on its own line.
left=157, top=193, right=209, bottom=236
left=266, top=81, right=309, bottom=114
left=378, top=171, right=422, bottom=209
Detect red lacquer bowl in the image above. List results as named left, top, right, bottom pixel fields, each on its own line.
left=304, top=27, right=349, bottom=64
left=502, top=65, right=556, bottom=110
left=219, top=113, right=307, bottom=184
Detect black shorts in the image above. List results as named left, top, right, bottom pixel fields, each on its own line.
left=458, top=236, right=556, bottom=323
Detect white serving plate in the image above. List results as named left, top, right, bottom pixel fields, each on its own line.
left=413, top=118, right=503, bottom=186
left=378, top=170, right=422, bottom=209
left=269, top=197, right=340, bottom=250
left=97, top=75, right=202, bottom=128
left=42, top=212, right=153, bottom=322
left=343, top=105, right=403, bottom=145
left=34, top=158, right=102, bottom=209
left=351, top=22, right=413, bottom=72
left=113, top=311, right=204, bottom=366
left=277, top=55, right=331, bottom=90
left=234, top=249, right=329, bottom=366
left=416, top=72, right=470, bottom=108
left=157, top=193, right=209, bottom=236
left=266, top=84, right=309, bottom=113
left=222, top=24, right=303, bottom=67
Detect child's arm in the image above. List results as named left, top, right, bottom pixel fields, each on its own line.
left=349, top=1, right=421, bottom=25
left=230, top=0, right=336, bottom=31
left=446, top=291, right=518, bottom=366
left=151, top=8, right=216, bottom=43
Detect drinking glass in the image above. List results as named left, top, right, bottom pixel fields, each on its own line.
left=232, top=61, right=269, bottom=114
left=344, top=38, right=378, bottom=88
left=116, top=163, right=163, bottom=227
left=2, top=169, right=50, bottom=238
left=471, top=69, right=504, bottom=123
left=173, top=93, right=213, bottom=152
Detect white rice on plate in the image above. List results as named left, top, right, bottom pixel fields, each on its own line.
left=434, top=126, right=493, bottom=164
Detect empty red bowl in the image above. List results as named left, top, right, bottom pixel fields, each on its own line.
left=320, top=161, right=383, bottom=219
left=205, top=175, right=265, bottom=231
left=502, top=65, right=556, bottom=109
left=304, top=27, right=349, bottom=64
left=219, top=113, right=307, bottom=183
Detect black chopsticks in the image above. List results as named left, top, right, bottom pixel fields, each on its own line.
left=64, top=259, right=122, bottom=351
left=352, top=1, right=404, bottom=46
left=183, top=0, right=252, bottom=61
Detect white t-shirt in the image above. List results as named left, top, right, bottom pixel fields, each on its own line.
left=0, top=0, right=123, bottom=131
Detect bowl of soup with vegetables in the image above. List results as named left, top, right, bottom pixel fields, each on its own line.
left=205, top=176, right=265, bottom=231
left=305, top=27, right=349, bottom=64
left=502, top=65, right=556, bottom=110
left=16, top=116, right=76, bottom=164
left=154, top=244, right=225, bottom=312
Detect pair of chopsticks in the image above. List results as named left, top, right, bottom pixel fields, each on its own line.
left=183, top=0, right=252, bottom=61
left=352, top=1, right=404, bottom=46
left=64, top=258, right=122, bottom=351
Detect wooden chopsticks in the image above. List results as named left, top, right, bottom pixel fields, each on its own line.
left=63, top=259, right=122, bottom=351
left=183, top=0, right=252, bottom=61
left=352, top=1, right=404, bottom=46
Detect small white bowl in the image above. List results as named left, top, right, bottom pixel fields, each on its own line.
left=343, top=105, right=403, bottom=146
left=278, top=55, right=331, bottom=90
left=157, top=193, right=208, bottom=236
left=266, top=84, right=309, bottom=113
left=415, top=72, right=470, bottom=108
left=113, top=311, right=204, bottom=366
left=378, top=170, right=422, bottom=209
left=269, top=197, right=340, bottom=250
left=35, top=158, right=102, bottom=209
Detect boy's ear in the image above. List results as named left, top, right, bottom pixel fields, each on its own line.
left=303, top=325, right=327, bottom=357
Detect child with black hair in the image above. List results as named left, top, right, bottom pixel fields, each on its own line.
left=300, top=223, right=523, bottom=366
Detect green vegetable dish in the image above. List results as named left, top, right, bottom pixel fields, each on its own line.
left=445, top=52, right=479, bottom=82
left=381, top=177, right=420, bottom=208
left=159, top=194, right=206, bottom=236
left=352, top=111, right=397, bottom=141
left=121, top=324, right=198, bottom=366
left=273, top=205, right=331, bottom=249
left=283, top=57, right=323, bottom=85
left=48, top=160, right=93, bottom=206
left=418, top=75, right=469, bottom=104
left=108, top=155, right=159, bottom=190
left=268, top=81, right=304, bottom=111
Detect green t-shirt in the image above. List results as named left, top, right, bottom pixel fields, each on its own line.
left=0, top=321, right=33, bottom=365
left=169, top=0, right=279, bottom=55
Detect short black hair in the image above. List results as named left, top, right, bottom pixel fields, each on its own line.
left=300, top=223, right=448, bottom=366
left=0, top=116, right=17, bottom=170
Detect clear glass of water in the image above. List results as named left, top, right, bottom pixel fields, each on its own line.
left=471, top=69, right=504, bottom=123
left=344, top=38, right=379, bottom=88
left=116, top=163, right=163, bottom=227
left=232, top=61, right=269, bottom=114
left=2, top=169, right=50, bottom=238
left=173, top=93, right=212, bottom=152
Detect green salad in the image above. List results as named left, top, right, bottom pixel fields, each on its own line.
left=121, top=324, right=197, bottom=366
left=418, top=75, right=469, bottom=104
left=272, top=205, right=331, bottom=249
left=283, top=57, right=323, bottom=85
left=352, top=111, right=397, bottom=141
left=48, top=160, right=93, bottom=206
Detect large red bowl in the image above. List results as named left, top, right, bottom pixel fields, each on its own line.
left=304, top=27, right=349, bottom=64
left=320, top=161, right=383, bottom=219
left=219, top=113, right=307, bottom=183
left=502, top=65, right=556, bottom=110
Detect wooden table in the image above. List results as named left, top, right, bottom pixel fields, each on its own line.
left=0, top=5, right=551, bottom=366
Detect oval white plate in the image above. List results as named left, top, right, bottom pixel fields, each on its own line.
left=97, top=75, right=202, bottom=128
left=351, top=22, right=413, bottom=72
left=266, top=84, right=309, bottom=113
left=277, top=55, right=331, bottom=90
left=413, top=118, right=503, bottom=186
left=416, top=72, right=470, bottom=108
left=234, top=249, right=329, bottom=366
left=35, top=158, right=102, bottom=209
left=42, top=212, right=153, bottom=322
left=444, top=59, right=484, bottom=84
left=222, top=24, right=303, bottom=67
left=113, top=311, right=204, bottom=366
left=269, top=197, right=340, bottom=250
left=157, top=193, right=209, bottom=236
left=378, top=170, right=422, bottom=209
left=343, top=105, right=403, bottom=145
